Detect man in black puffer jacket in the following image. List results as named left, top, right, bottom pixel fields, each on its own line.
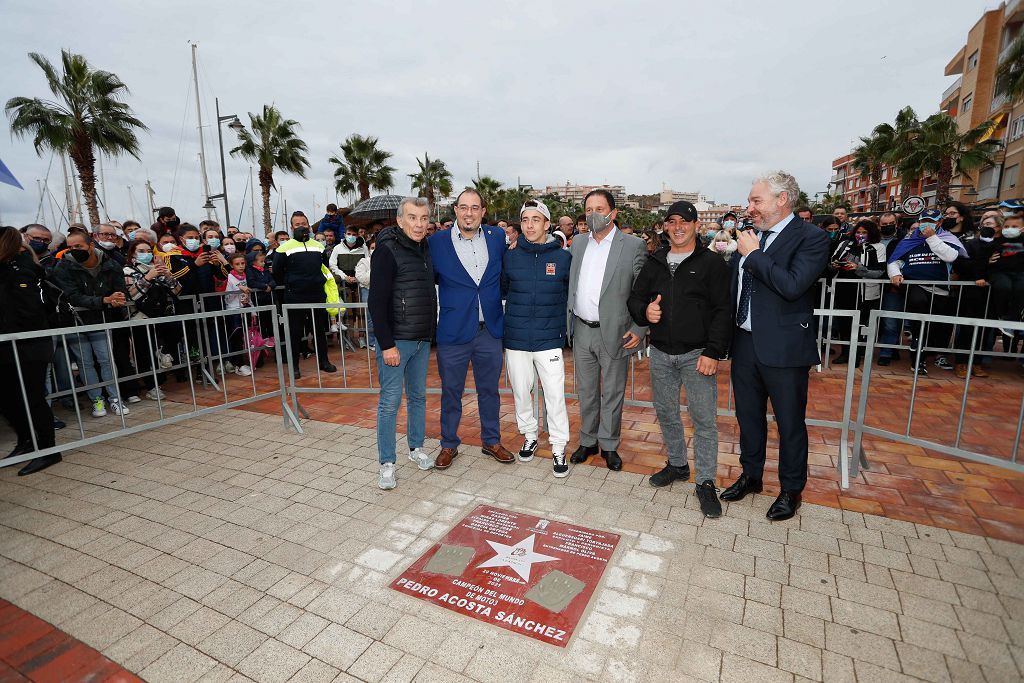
left=628, top=201, right=732, bottom=518
left=367, top=197, right=438, bottom=491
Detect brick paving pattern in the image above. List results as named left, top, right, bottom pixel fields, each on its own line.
left=0, top=410, right=1022, bottom=682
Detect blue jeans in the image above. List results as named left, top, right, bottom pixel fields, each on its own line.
left=376, top=340, right=430, bottom=465
left=72, top=330, right=114, bottom=401
left=878, top=287, right=906, bottom=359
left=360, top=287, right=376, bottom=349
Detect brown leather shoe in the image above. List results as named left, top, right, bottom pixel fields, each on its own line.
left=972, top=364, right=989, bottom=378
left=482, top=443, right=515, bottom=463
left=955, top=364, right=968, bottom=379
left=435, top=447, right=458, bottom=470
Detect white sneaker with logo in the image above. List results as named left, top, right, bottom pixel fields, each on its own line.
left=109, top=398, right=130, bottom=416
left=146, top=387, right=166, bottom=401
left=408, top=448, right=434, bottom=471
left=378, top=463, right=397, bottom=490
left=235, top=365, right=252, bottom=377
left=552, top=451, right=569, bottom=478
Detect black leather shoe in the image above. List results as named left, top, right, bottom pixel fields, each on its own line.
left=319, top=362, right=337, bottom=373
left=766, top=490, right=801, bottom=521
left=8, top=442, right=32, bottom=458
left=719, top=473, right=763, bottom=502
left=602, top=450, right=623, bottom=471
left=570, top=444, right=598, bottom=464
left=17, top=453, right=62, bottom=476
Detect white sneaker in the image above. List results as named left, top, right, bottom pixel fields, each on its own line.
left=158, top=353, right=174, bottom=369
left=125, top=395, right=142, bottom=404
left=109, top=398, right=130, bottom=416
left=223, top=360, right=236, bottom=373
left=329, top=323, right=339, bottom=334
left=235, top=365, right=252, bottom=377
left=378, top=463, right=397, bottom=490
left=91, top=398, right=107, bottom=418
left=145, top=387, right=166, bottom=401
left=518, top=439, right=538, bottom=462
left=408, top=448, right=435, bottom=471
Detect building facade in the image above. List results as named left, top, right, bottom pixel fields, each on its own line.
left=543, top=183, right=627, bottom=207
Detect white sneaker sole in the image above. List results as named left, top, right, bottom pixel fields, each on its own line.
left=518, top=453, right=534, bottom=462
left=553, top=468, right=570, bottom=478
left=378, top=479, right=397, bottom=490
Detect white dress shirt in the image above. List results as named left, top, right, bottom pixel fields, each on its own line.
left=737, top=213, right=793, bottom=332
left=574, top=228, right=617, bottom=321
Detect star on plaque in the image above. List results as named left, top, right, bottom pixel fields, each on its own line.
left=476, top=534, right=558, bottom=581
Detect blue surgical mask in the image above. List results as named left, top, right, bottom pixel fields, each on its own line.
left=723, top=220, right=736, bottom=229
left=261, top=238, right=270, bottom=247
left=135, top=252, right=154, bottom=265
left=345, top=235, right=358, bottom=245
left=207, top=238, right=221, bottom=249
left=184, top=238, right=201, bottom=251
left=128, top=231, right=137, bottom=241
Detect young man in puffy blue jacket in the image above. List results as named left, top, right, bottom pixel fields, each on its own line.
left=502, top=200, right=572, bottom=477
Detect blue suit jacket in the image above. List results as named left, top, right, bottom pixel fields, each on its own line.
left=730, top=217, right=830, bottom=367
left=429, top=226, right=506, bottom=345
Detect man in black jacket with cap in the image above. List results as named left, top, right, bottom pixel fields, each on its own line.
left=628, top=201, right=732, bottom=518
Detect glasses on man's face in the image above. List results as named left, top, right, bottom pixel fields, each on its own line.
left=456, top=204, right=482, bottom=212
left=97, top=232, right=118, bottom=240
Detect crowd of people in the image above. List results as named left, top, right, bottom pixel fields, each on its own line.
left=0, top=175, right=1017, bottom=524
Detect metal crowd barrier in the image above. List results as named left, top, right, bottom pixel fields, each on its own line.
left=278, top=302, right=861, bottom=488
left=852, top=310, right=1024, bottom=475
left=0, top=304, right=299, bottom=471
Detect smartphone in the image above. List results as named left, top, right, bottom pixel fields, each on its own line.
left=201, top=244, right=212, bottom=254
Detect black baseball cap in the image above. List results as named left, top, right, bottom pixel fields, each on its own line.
left=665, top=201, right=698, bottom=222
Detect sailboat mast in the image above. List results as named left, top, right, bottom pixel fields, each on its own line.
left=191, top=42, right=215, bottom=221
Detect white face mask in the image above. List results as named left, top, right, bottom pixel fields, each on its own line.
left=1003, top=227, right=1022, bottom=240
left=223, top=243, right=237, bottom=254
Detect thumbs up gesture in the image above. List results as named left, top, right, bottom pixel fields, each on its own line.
left=646, top=294, right=663, bottom=324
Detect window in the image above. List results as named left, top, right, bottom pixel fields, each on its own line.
left=1012, top=116, right=1024, bottom=142
left=1004, top=164, right=1020, bottom=192
left=967, top=50, right=979, bottom=71
left=963, top=93, right=973, bottom=112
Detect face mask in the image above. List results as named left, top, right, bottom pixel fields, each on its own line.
left=880, top=225, right=896, bottom=237
left=585, top=212, right=610, bottom=233
left=917, top=223, right=936, bottom=233
left=29, top=240, right=49, bottom=255
left=261, top=238, right=270, bottom=246
left=184, top=238, right=201, bottom=252
left=828, top=230, right=838, bottom=238
left=1003, top=227, right=1022, bottom=239
left=315, top=236, right=327, bottom=244
left=135, top=252, right=153, bottom=265
left=715, top=242, right=728, bottom=252
left=160, top=243, right=177, bottom=253
left=207, top=238, right=221, bottom=249
left=723, top=220, right=735, bottom=230
left=97, top=240, right=116, bottom=250
left=69, top=249, right=90, bottom=263
left=345, top=235, right=358, bottom=245
left=980, top=226, right=997, bottom=239
left=128, top=231, right=137, bottom=241
left=294, top=228, right=310, bottom=242
left=855, top=234, right=867, bottom=244
left=223, top=243, right=236, bottom=254
left=941, top=218, right=958, bottom=231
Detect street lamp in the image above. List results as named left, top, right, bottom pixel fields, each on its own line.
left=210, top=97, right=246, bottom=227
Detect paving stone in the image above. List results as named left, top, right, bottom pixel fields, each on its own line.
left=824, top=621, right=900, bottom=671
left=236, top=638, right=311, bottom=683
left=141, top=642, right=219, bottom=683
left=777, top=637, right=822, bottom=681
left=197, top=619, right=268, bottom=667
left=710, top=621, right=777, bottom=666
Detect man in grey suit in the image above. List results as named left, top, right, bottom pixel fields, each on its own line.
left=567, top=189, right=648, bottom=471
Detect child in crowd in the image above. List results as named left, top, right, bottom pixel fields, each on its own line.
left=223, top=253, right=252, bottom=377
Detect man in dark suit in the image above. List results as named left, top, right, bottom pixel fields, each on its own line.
left=720, top=172, right=830, bottom=521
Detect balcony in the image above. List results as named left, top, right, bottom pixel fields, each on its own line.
left=992, top=92, right=1011, bottom=114
left=942, top=76, right=962, bottom=104
left=1008, top=0, right=1024, bottom=25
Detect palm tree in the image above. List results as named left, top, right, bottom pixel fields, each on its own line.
left=904, top=113, right=1000, bottom=206
left=852, top=131, right=889, bottom=212
left=996, top=35, right=1024, bottom=103
left=230, top=104, right=309, bottom=233
left=470, top=175, right=503, bottom=215
left=330, top=134, right=395, bottom=202
left=877, top=106, right=922, bottom=201
left=409, top=153, right=453, bottom=210
left=6, top=50, right=147, bottom=227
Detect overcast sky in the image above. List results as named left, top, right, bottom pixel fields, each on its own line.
left=0, top=0, right=993, bottom=229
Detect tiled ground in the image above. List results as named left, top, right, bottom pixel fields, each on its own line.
left=0, top=409, right=1022, bottom=682
left=144, top=343, right=1024, bottom=544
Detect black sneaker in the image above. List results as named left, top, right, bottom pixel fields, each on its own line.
left=552, top=451, right=569, bottom=478
left=649, top=464, right=690, bottom=488
left=914, top=362, right=928, bottom=376
left=878, top=357, right=891, bottom=367
left=934, top=356, right=954, bottom=371
left=518, top=439, right=538, bottom=462
left=696, top=480, right=722, bottom=518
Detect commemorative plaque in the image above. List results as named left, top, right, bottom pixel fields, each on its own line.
left=390, top=504, right=620, bottom=647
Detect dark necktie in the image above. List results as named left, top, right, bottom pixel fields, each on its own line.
left=736, top=230, right=772, bottom=327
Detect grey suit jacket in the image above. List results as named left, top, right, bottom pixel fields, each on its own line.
left=567, top=229, right=649, bottom=359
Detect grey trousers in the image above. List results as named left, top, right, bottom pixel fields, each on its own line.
left=573, top=322, right=629, bottom=451
left=649, top=346, right=719, bottom=482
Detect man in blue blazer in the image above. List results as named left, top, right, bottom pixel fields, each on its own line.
left=429, top=189, right=515, bottom=469
left=720, top=172, right=829, bottom=521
